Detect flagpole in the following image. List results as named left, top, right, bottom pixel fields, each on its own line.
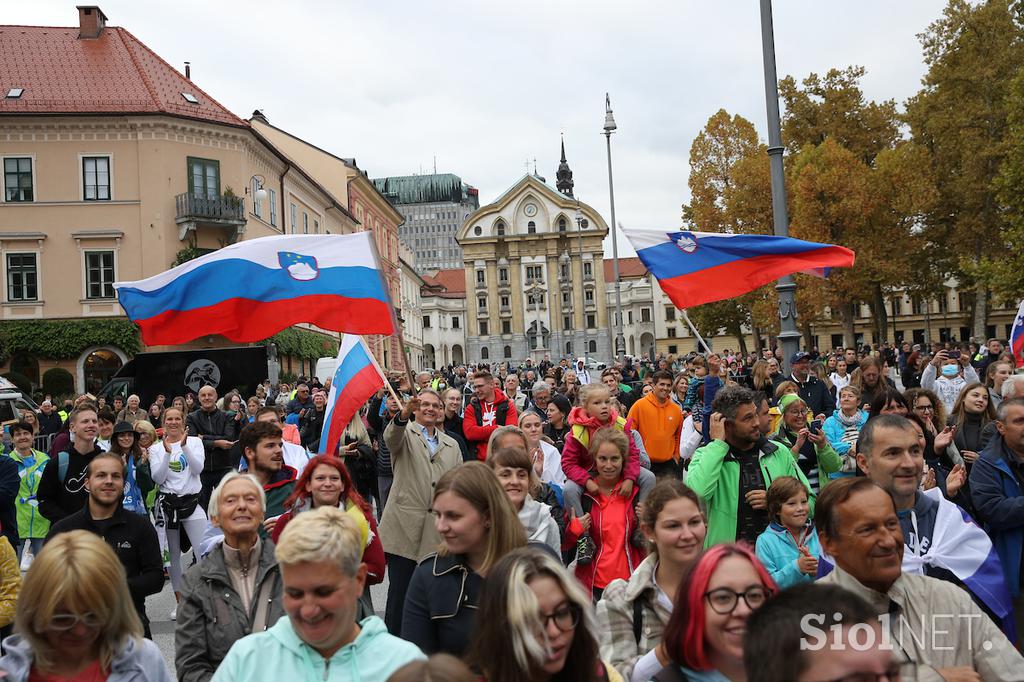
left=361, top=228, right=416, bottom=390
left=360, top=335, right=405, bottom=406
left=681, top=310, right=713, bottom=355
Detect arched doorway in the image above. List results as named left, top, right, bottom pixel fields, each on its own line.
left=77, top=346, right=126, bottom=396
left=640, top=333, right=655, bottom=361
left=629, top=336, right=636, bottom=355
left=424, top=344, right=436, bottom=369
left=452, top=345, right=464, bottom=365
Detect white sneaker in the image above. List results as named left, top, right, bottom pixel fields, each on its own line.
left=170, top=606, right=177, bottom=621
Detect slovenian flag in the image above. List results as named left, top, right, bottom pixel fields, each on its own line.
left=1010, top=299, right=1024, bottom=368
left=113, top=233, right=394, bottom=345
left=622, top=228, right=855, bottom=309
left=319, top=334, right=385, bottom=458
left=816, top=488, right=1016, bottom=641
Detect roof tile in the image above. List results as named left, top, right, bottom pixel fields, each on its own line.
left=0, top=25, right=246, bottom=127
left=604, top=257, right=647, bottom=282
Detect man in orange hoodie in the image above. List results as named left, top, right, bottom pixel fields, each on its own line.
left=627, top=369, right=683, bottom=479
left=462, top=370, right=518, bottom=460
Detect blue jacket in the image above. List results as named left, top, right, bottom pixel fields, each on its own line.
left=754, top=522, right=822, bottom=589
left=822, top=411, right=867, bottom=457
left=212, top=615, right=424, bottom=682
left=969, top=434, right=1024, bottom=597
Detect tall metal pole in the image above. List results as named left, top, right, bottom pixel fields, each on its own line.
left=759, top=0, right=800, bottom=375
left=576, top=205, right=586, bottom=359
left=604, top=94, right=626, bottom=362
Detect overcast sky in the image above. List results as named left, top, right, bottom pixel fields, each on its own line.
left=18, top=1, right=944, bottom=256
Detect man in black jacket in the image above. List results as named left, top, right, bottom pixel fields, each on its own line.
left=46, top=451, right=163, bottom=637
left=36, top=405, right=104, bottom=525
left=299, top=390, right=327, bottom=451
left=772, top=352, right=835, bottom=418
left=186, top=385, right=238, bottom=511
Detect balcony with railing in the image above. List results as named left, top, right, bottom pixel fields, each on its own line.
left=175, top=192, right=246, bottom=241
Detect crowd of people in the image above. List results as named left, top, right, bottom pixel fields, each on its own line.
left=0, top=337, right=1022, bottom=681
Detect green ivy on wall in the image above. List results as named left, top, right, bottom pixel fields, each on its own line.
left=263, top=328, right=338, bottom=360
left=0, top=319, right=141, bottom=362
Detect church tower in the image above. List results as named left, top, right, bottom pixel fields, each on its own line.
left=556, top=136, right=574, bottom=197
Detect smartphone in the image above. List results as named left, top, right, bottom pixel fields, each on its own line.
left=810, top=419, right=822, bottom=434
left=948, top=350, right=961, bottom=361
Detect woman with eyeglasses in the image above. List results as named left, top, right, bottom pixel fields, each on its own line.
left=905, top=388, right=946, bottom=434
left=468, top=547, right=620, bottom=682
left=0, top=530, right=170, bottom=681
left=770, top=394, right=840, bottom=495
left=655, top=544, right=776, bottom=682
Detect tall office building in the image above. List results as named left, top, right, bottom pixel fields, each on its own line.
left=371, top=173, right=479, bottom=273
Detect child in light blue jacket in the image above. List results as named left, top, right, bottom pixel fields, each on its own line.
left=755, top=476, right=822, bottom=589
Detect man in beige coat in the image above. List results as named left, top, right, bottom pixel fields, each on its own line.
left=379, top=389, right=462, bottom=636
left=817, top=478, right=1023, bottom=682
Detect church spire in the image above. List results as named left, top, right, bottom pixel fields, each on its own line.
left=556, top=134, right=574, bottom=197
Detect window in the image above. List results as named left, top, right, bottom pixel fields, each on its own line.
left=563, top=315, right=572, bottom=330
left=504, top=345, right=512, bottom=359
left=250, top=177, right=262, bottom=217
left=290, top=204, right=298, bottom=233
left=585, top=290, right=594, bottom=303
left=480, top=322, right=489, bottom=336
left=269, top=189, right=277, bottom=226
left=526, top=265, right=544, bottom=283
left=558, top=218, right=567, bottom=232
left=5, top=253, right=37, bottom=301
left=452, top=316, right=460, bottom=329
left=668, top=327, right=677, bottom=338
left=628, top=311, right=633, bottom=324
left=583, top=262, right=592, bottom=278
left=496, top=222, right=506, bottom=236
left=911, top=297, right=924, bottom=315
left=588, top=340, right=597, bottom=353
left=641, top=308, right=651, bottom=323
left=499, top=267, right=508, bottom=283
left=481, top=346, right=490, bottom=359
left=668, top=345, right=678, bottom=355
left=501, top=295, right=510, bottom=308
left=560, top=263, right=569, bottom=279
left=665, top=306, right=676, bottom=321
left=303, top=212, right=309, bottom=234
left=82, top=156, right=110, bottom=201
left=502, top=320, right=511, bottom=335
left=562, top=292, right=570, bottom=305
left=478, top=296, right=487, bottom=309
left=314, top=220, right=319, bottom=234
left=892, top=295, right=903, bottom=316
left=4, top=157, right=33, bottom=202
left=586, top=314, right=596, bottom=329
left=84, top=250, right=115, bottom=299
left=187, top=157, right=219, bottom=199
left=476, top=270, right=485, bottom=284
left=422, top=315, right=431, bottom=329
left=528, top=221, right=536, bottom=234
left=938, top=291, right=949, bottom=314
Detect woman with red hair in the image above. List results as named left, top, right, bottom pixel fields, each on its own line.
left=654, top=544, right=776, bottom=682
left=271, top=454, right=385, bottom=585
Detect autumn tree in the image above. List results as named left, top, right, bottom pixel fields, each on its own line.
left=905, top=0, right=1024, bottom=338
left=990, top=66, right=1024, bottom=300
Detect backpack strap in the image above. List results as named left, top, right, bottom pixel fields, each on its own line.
left=632, top=596, right=644, bottom=646
left=58, top=451, right=70, bottom=484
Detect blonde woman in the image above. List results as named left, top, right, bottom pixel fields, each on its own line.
left=402, top=462, right=527, bottom=656
left=0, top=531, right=169, bottom=681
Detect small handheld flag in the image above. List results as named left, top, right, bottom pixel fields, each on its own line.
left=1010, top=299, right=1024, bottom=369
left=114, top=233, right=394, bottom=345
left=319, top=335, right=385, bottom=459
left=622, top=228, right=855, bottom=310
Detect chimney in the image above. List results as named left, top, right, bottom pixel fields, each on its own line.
left=77, top=6, right=107, bottom=39
left=185, top=61, right=191, bottom=79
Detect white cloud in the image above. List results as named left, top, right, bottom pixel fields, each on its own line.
left=15, top=0, right=943, bottom=258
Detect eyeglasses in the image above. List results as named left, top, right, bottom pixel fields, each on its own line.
left=704, top=586, right=771, bottom=614
left=540, top=604, right=580, bottom=632
left=809, top=663, right=902, bottom=682
left=787, top=408, right=809, bottom=417
left=913, top=404, right=934, bottom=413
left=48, top=612, right=102, bottom=631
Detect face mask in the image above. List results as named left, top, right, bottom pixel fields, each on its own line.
left=941, top=364, right=959, bottom=378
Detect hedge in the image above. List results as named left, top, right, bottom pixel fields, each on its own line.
left=42, top=367, right=75, bottom=397
left=1, top=371, right=31, bottom=393
left=264, top=328, right=338, bottom=361
left=0, top=319, right=140, bottom=362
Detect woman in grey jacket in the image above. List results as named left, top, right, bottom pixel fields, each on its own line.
left=0, top=531, right=171, bottom=682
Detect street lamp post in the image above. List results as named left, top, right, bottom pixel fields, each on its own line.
left=575, top=206, right=586, bottom=359
left=759, top=0, right=801, bottom=374
left=604, top=94, right=626, bottom=363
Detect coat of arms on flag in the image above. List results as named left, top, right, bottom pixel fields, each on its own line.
left=278, top=251, right=320, bottom=281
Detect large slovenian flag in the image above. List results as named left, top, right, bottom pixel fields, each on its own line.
left=1010, top=299, right=1024, bottom=368
left=319, top=334, right=385, bottom=458
left=622, top=228, right=855, bottom=309
left=816, top=488, right=1016, bottom=641
left=113, top=233, right=394, bottom=345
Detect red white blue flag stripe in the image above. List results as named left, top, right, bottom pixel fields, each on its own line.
left=113, top=233, right=394, bottom=345
left=319, top=334, right=384, bottom=458
left=623, top=228, right=856, bottom=310
left=1011, top=299, right=1024, bottom=369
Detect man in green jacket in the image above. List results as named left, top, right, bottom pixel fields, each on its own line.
left=6, top=420, right=49, bottom=560
left=687, top=385, right=814, bottom=547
